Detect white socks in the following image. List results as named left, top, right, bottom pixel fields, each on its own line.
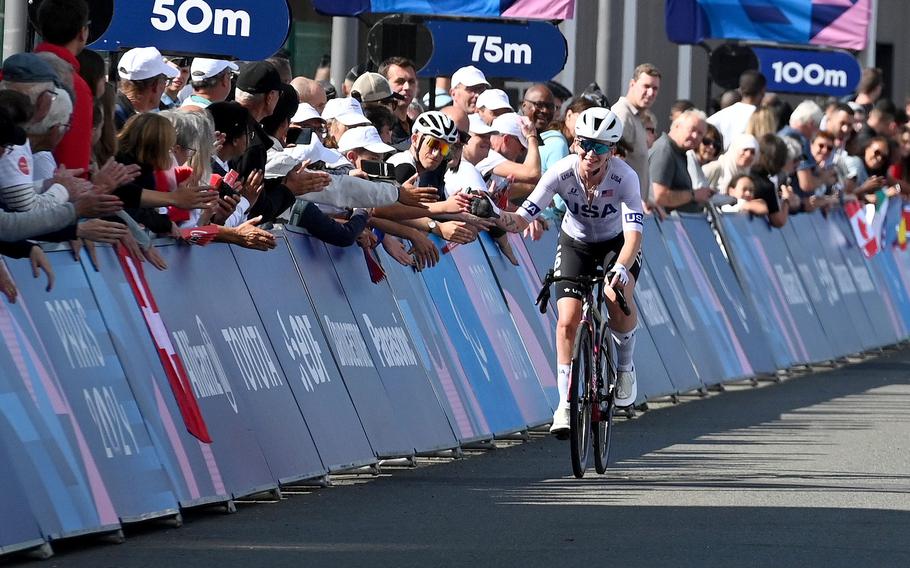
left=612, top=327, right=636, bottom=372
left=557, top=364, right=571, bottom=405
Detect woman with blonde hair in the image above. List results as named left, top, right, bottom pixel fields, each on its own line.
left=746, top=107, right=778, bottom=139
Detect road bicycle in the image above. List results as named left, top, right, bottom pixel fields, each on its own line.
left=536, top=268, right=630, bottom=478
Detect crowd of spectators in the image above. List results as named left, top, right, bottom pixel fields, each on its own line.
left=1, top=0, right=906, bottom=302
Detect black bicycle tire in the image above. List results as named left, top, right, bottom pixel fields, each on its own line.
left=569, top=322, right=593, bottom=479
left=593, top=324, right=617, bottom=474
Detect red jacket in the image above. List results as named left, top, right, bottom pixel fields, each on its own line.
left=34, top=42, right=93, bottom=172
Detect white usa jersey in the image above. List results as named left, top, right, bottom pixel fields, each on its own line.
left=517, top=154, right=644, bottom=243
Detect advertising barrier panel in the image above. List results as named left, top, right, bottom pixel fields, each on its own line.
left=449, top=241, right=553, bottom=426
left=325, top=243, right=458, bottom=453
left=480, top=232, right=558, bottom=407
left=679, top=215, right=777, bottom=374
left=716, top=214, right=805, bottom=366
left=825, top=210, right=901, bottom=346
left=0, top=299, right=117, bottom=539
left=419, top=236, right=526, bottom=435
left=285, top=230, right=414, bottom=457
left=5, top=252, right=179, bottom=523
left=659, top=217, right=754, bottom=380
left=379, top=248, right=493, bottom=443
left=642, top=217, right=729, bottom=384
left=805, top=213, right=883, bottom=351
left=782, top=217, right=865, bottom=356
left=231, top=238, right=375, bottom=472
left=0, top=439, right=46, bottom=554
left=522, top=227, right=559, bottom=281
left=146, top=242, right=325, bottom=485
left=84, top=246, right=229, bottom=507
left=142, top=244, right=279, bottom=496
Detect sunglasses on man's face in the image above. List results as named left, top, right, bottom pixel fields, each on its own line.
left=426, top=137, right=450, bottom=157
left=578, top=138, right=614, bottom=155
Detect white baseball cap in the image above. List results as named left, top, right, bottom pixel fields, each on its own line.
left=491, top=113, right=528, bottom=148
left=451, top=65, right=490, bottom=88
left=469, top=113, right=498, bottom=135
left=321, top=97, right=370, bottom=127
left=190, top=58, right=238, bottom=81
left=337, top=126, right=396, bottom=155
left=117, top=47, right=179, bottom=81
left=476, top=89, right=512, bottom=111
left=291, top=103, right=323, bottom=124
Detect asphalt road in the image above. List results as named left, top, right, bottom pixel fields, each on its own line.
left=10, top=348, right=910, bottom=568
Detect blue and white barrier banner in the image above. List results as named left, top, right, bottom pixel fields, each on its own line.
left=142, top=244, right=280, bottom=497
left=231, top=238, right=375, bottom=471
left=325, top=242, right=459, bottom=453
left=481, top=232, right=558, bottom=408
left=144, top=241, right=328, bottom=486
left=660, top=217, right=755, bottom=380
left=379, top=246, right=493, bottom=443
left=85, top=245, right=229, bottom=507
left=448, top=239, right=553, bottom=426
left=678, top=215, right=778, bottom=374
left=642, top=217, right=729, bottom=385
left=5, top=251, right=179, bottom=523
left=285, top=229, right=414, bottom=458
left=420, top=235, right=527, bottom=435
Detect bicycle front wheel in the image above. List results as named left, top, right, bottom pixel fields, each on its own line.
left=569, top=322, right=593, bottom=479
left=593, top=327, right=617, bottom=474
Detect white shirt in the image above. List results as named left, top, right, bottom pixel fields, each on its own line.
left=0, top=141, right=67, bottom=212
left=474, top=150, right=507, bottom=177
left=518, top=154, right=643, bottom=243
left=444, top=161, right=487, bottom=197
left=707, top=102, right=756, bottom=151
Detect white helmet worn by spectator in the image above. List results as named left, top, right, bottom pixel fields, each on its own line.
left=575, top=107, right=623, bottom=143
left=413, top=110, right=459, bottom=144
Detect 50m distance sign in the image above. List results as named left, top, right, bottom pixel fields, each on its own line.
left=420, top=20, right=567, bottom=81
left=89, top=0, right=291, bottom=61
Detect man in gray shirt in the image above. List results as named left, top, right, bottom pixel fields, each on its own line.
left=649, top=109, right=714, bottom=213
left=612, top=63, right=661, bottom=208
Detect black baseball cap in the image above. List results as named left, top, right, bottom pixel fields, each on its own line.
left=236, top=61, right=282, bottom=94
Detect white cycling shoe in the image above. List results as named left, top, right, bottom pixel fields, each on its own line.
left=614, top=369, right=637, bottom=408
left=549, top=403, right=570, bottom=437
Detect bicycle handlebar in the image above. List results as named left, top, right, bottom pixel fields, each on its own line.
left=535, top=269, right=631, bottom=317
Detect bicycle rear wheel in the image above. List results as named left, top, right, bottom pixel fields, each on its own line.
left=569, top=322, right=593, bottom=478
left=593, top=327, right=617, bottom=474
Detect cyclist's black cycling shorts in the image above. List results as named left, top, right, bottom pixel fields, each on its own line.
left=553, top=230, right=642, bottom=301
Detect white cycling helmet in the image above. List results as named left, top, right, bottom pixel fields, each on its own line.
left=414, top=110, right=460, bottom=144
left=574, top=107, right=623, bottom=144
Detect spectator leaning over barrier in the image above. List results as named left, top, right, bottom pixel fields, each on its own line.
left=749, top=133, right=797, bottom=227
left=708, top=70, right=766, bottom=151
left=650, top=109, right=712, bottom=212
left=475, top=112, right=542, bottom=199
left=290, top=76, right=328, bottom=115
left=703, top=133, right=759, bottom=194
left=34, top=0, right=93, bottom=173
left=718, top=173, right=772, bottom=215
left=852, top=136, right=897, bottom=199
left=337, top=126, right=396, bottom=171
left=114, top=47, right=178, bottom=131
left=612, top=63, right=661, bottom=209
left=180, top=58, right=237, bottom=111
left=379, top=57, right=419, bottom=148
left=475, top=89, right=513, bottom=126
left=449, top=65, right=489, bottom=115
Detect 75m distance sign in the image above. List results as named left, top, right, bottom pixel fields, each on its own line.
left=420, top=19, right=567, bottom=81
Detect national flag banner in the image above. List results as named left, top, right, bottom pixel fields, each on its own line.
left=844, top=199, right=879, bottom=258
left=116, top=244, right=212, bottom=443
left=866, top=190, right=890, bottom=255
left=179, top=225, right=219, bottom=247
left=899, top=203, right=910, bottom=250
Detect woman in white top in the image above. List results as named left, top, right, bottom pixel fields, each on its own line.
left=703, top=133, right=759, bottom=194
